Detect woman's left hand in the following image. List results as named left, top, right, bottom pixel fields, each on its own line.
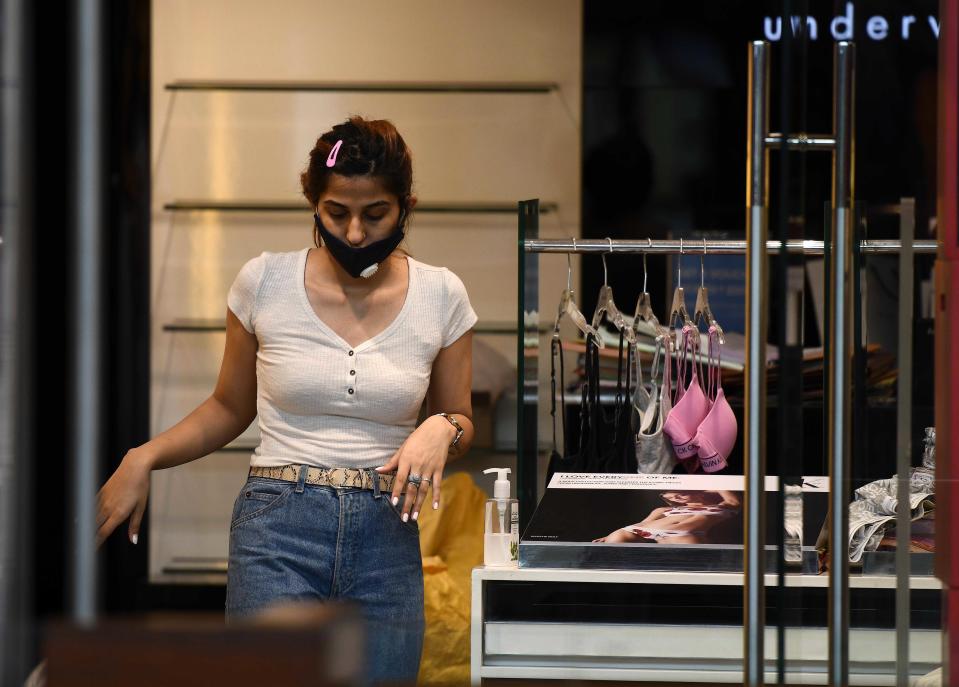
left=375, top=415, right=455, bottom=522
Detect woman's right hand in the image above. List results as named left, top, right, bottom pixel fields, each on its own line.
left=95, top=449, right=153, bottom=548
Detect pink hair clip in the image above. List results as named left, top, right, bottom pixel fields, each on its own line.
left=326, top=139, right=343, bottom=167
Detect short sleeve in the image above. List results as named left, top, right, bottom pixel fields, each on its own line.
left=227, top=253, right=267, bottom=333
left=441, top=269, right=478, bottom=348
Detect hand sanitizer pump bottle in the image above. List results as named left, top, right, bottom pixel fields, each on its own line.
left=483, top=468, right=519, bottom=567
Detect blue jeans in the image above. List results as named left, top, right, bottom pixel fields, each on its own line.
left=225, top=465, right=424, bottom=685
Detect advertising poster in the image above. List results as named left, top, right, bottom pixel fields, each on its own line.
left=520, top=473, right=828, bottom=572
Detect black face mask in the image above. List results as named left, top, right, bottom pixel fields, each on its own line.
left=314, top=210, right=406, bottom=279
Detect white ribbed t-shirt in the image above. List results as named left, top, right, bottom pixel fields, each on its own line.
left=226, top=247, right=478, bottom=469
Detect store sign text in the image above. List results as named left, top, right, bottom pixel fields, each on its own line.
left=764, top=3, right=939, bottom=41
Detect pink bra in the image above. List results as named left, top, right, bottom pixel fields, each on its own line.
left=662, top=325, right=710, bottom=470
left=692, top=326, right=737, bottom=473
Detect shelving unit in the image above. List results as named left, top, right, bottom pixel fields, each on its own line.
left=162, top=318, right=545, bottom=336
left=165, top=80, right=560, bottom=93
left=163, top=200, right=558, bottom=214
left=149, top=69, right=573, bottom=585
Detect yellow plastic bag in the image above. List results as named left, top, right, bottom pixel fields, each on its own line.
left=414, top=472, right=487, bottom=686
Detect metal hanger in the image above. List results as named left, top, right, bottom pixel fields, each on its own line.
left=668, top=237, right=694, bottom=333
left=693, top=237, right=725, bottom=344
left=633, top=238, right=670, bottom=342
left=630, top=240, right=666, bottom=420
left=553, top=238, right=603, bottom=346
left=591, top=238, right=636, bottom=344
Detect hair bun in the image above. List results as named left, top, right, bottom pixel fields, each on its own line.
left=300, top=115, right=414, bottom=223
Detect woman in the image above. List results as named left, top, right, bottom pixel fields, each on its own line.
left=94, top=116, right=477, bottom=684
left=592, top=490, right=741, bottom=545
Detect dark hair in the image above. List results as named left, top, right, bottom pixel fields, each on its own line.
left=300, top=115, right=414, bottom=248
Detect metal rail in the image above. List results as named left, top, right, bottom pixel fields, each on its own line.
left=827, top=41, right=855, bottom=687
left=522, top=238, right=936, bottom=255
left=1, top=0, right=33, bottom=679
left=895, top=198, right=915, bottom=686
left=70, top=0, right=103, bottom=625
left=743, top=40, right=771, bottom=687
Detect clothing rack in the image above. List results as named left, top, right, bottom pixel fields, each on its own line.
left=517, top=201, right=930, bottom=681
left=524, top=238, right=936, bottom=255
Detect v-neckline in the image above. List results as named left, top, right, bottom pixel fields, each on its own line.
left=297, top=247, right=414, bottom=353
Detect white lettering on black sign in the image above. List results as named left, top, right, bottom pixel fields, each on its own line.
left=763, top=3, right=939, bottom=41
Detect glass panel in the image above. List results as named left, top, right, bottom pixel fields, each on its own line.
left=518, top=200, right=540, bottom=530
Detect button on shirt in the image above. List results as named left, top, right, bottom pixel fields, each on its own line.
left=227, top=247, right=477, bottom=469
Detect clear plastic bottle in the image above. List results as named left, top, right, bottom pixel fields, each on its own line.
left=483, top=468, right=519, bottom=567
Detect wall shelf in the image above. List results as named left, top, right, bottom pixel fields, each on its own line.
left=162, top=200, right=557, bottom=214
left=150, top=6, right=578, bottom=592
left=163, top=318, right=536, bottom=335
left=162, top=556, right=228, bottom=576
left=219, top=441, right=258, bottom=452
left=163, top=318, right=227, bottom=332
left=165, top=80, right=559, bottom=94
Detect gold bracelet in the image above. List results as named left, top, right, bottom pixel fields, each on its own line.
left=437, top=412, right=464, bottom=449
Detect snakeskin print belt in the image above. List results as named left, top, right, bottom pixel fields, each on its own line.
left=248, top=465, right=395, bottom=491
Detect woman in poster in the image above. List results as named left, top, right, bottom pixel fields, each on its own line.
left=592, top=489, right=741, bottom=544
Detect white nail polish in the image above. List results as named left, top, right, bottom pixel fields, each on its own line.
left=392, top=496, right=399, bottom=506
left=402, top=513, right=409, bottom=522
left=132, top=534, right=138, bottom=545
left=412, top=512, right=419, bottom=521
left=433, top=502, right=439, bottom=510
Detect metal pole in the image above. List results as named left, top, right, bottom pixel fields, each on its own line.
left=895, top=198, right=915, bottom=686
left=744, top=39, right=770, bottom=687
left=1, top=0, right=34, bottom=680
left=827, top=40, right=855, bottom=687
left=70, top=0, right=103, bottom=624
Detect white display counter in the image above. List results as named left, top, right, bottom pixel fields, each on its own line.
left=470, top=566, right=941, bottom=685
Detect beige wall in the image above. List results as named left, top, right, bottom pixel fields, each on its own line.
left=149, top=0, right=582, bottom=582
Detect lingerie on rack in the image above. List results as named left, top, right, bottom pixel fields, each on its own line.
left=692, top=325, right=737, bottom=473
left=555, top=335, right=596, bottom=476
left=544, top=238, right=738, bottom=477
left=584, top=331, right=635, bottom=473
left=663, top=325, right=710, bottom=472
left=598, top=331, right=636, bottom=473
left=545, top=335, right=576, bottom=484
left=633, top=334, right=679, bottom=475
left=557, top=331, right=636, bottom=475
